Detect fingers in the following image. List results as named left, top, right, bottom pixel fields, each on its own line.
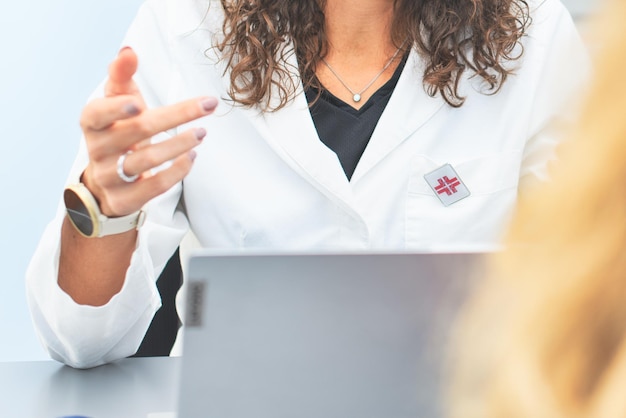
left=106, top=47, right=140, bottom=97
left=120, top=127, right=207, bottom=179
left=81, top=47, right=147, bottom=131
left=96, top=149, right=198, bottom=217
left=81, top=95, right=144, bottom=131
left=97, top=96, right=219, bottom=150
left=130, top=151, right=198, bottom=207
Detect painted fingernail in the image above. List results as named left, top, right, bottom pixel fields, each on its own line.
left=189, top=150, right=197, bottom=162
left=194, top=127, right=207, bottom=141
left=200, top=97, right=219, bottom=112
left=123, top=103, right=140, bottom=115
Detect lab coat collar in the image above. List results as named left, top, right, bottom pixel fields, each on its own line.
left=200, top=33, right=444, bottom=207
left=236, top=47, right=356, bottom=207
left=350, top=49, right=445, bottom=183
left=173, top=3, right=353, bottom=204
left=243, top=47, right=445, bottom=197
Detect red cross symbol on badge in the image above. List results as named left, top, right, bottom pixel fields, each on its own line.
left=434, top=176, right=461, bottom=196
left=424, top=164, right=470, bottom=206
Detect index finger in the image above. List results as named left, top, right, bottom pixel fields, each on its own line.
left=111, top=96, right=219, bottom=149
left=80, top=94, right=144, bottom=132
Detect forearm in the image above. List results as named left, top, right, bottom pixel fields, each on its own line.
left=26, top=211, right=164, bottom=367
left=58, top=216, right=138, bottom=306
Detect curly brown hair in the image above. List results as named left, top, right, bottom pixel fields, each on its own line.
left=217, top=0, right=530, bottom=110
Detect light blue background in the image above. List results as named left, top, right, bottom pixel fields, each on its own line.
left=0, top=0, right=600, bottom=362
left=0, top=0, right=144, bottom=362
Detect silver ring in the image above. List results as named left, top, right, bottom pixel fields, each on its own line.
left=116, top=151, right=139, bottom=183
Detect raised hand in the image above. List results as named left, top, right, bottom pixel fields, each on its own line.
left=79, top=47, right=218, bottom=217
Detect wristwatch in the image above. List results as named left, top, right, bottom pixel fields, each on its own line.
left=63, top=183, right=145, bottom=238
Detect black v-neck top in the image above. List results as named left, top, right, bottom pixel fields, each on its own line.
left=305, top=53, right=408, bottom=181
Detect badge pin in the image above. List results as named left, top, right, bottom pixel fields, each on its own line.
left=424, top=164, right=471, bottom=207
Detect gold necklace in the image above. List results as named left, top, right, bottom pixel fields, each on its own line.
left=321, top=46, right=404, bottom=103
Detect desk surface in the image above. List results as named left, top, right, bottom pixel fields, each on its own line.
left=0, top=357, right=179, bottom=418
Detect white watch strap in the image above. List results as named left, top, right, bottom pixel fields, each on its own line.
left=96, top=210, right=146, bottom=237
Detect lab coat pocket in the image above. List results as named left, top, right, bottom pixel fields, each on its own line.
left=405, top=151, right=522, bottom=249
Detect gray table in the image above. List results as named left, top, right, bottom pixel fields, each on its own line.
left=0, top=357, right=180, bottom=418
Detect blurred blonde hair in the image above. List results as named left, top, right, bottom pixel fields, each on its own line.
left=448, top=1, right=626, bottom=417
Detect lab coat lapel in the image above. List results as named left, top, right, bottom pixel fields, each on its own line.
left=174, top=8, right=353, bottom=205
left=351, top=49, right=445, bottom=182
left=235, top=51, right=354, bottom=205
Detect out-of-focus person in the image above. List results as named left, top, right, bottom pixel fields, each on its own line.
left=448, top=1, right=626, bottom=416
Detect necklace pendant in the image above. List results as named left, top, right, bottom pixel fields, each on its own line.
left=353, top=93, right=361, bottom=103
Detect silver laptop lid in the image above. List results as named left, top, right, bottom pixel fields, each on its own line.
left=178, top=251, right=485, bottom=418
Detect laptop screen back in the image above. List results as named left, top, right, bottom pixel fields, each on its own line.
left=177, top=251, right=485, bottom=418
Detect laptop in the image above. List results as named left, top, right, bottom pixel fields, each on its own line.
left=175, top=251, right=487, bottom=418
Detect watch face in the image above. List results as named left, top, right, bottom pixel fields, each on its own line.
left=64, top=187, right=95, bottom=237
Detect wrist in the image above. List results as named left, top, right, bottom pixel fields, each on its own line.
left=63, top=183, right=145, bottom=238
left=80, top=168, right=111, bottom=216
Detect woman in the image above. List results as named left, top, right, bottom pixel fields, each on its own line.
left=448, top=1, right=626, bottom=416
left=27, top=0, right=587, bottom=368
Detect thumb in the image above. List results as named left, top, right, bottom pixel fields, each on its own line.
left=105, top=47, right=140, bottom=97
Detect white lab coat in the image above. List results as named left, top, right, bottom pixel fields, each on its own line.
left=26, top=0, right=589, bottom=368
